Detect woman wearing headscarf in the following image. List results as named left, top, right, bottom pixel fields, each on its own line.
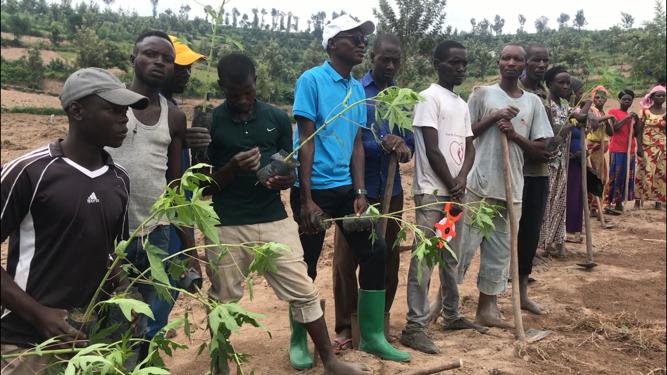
left=586, top=86, right=615, bottom=216
left=606, top=89, right=640, bottom=213
left=635, top=85, right=666, bottom=209
left=539, top=66, right=575, bottom=256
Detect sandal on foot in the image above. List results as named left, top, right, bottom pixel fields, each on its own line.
left=604, top=207, right=622, bottom=216
left=332, top=338, right=352, bottom=353
left=442, top=317, right=489, bottom=333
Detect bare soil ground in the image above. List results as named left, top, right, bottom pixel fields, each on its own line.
left=0, top=32, right=66, bottom=46
left=0, top=47, right=65, bottom=64
left=1, top=95, right=665, bottom=375
left=0, top=89, right=62, bottom=109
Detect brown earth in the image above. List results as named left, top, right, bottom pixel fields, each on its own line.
left=1, top=94, right=665, bottom=375
left=0, top=89, right=62, bottom=109
left=0, top=47, right=65, bottom=64
left=0, top=32, right=63, bottom=46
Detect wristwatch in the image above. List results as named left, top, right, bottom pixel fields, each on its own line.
left=354, top=188, right=367, bottom=197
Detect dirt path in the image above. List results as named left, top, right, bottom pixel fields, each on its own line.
left=0, top=47, right=65, bottom=64
left=0, top=89, right=62, bottom=110
left=1, top=111, right=665, bottom=375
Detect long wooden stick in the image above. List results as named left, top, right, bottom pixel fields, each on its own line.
left=407, top=359, right=463, bottom=374
left=379, top=153, right=398, bottom=238
left=500, top=134, right=525, bottom=341
left=624, top=120, right=634, bottom=203
left=580, top=129, right=595, bottom=263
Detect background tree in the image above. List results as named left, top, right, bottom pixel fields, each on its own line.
left=557, top=13, right=570, bottom=29
left=7, top=12, right=31, bottom=42
left=621, top=12, right=634, bottom=29
left=518, top=14, right=526, bottom=33
left=178, top=4, right=190, bottom=22
left=478, top=18, right=490, bottom=35
left=573, top=9, right=587, bottom=30
left=75, top=26, right=109, bottom=68
left=271, top=8, right=277, bottom=30
left=232, top=7, right=239, bottom=28
left=630, top=0, right=666, bottom=80
left=373, top=0, right=447, bottom=57
left=251, top=8, right=259, bottom=29
left=150, top=0, right=158, bottom=18
left=49, top=20, right=64, bottom=46
left=535, top=16, right=549, bottom=33
left=492, top=15, right=504, bottom=35
left=310, top=11, right=326, bottom=38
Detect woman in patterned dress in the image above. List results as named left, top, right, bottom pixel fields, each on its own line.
left=540, top=67, right=575, bottom=257
left=586, top=86, right=615, bottom=216
left=635, top=85, right=666, bottom=209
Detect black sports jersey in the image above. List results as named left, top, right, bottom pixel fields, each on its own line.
left=1, top=141, right=130, bottom=345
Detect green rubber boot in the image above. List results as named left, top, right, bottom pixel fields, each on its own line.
left=288, top=310, right=313, bottom=370
left=358, top=289, right=411, bottom=362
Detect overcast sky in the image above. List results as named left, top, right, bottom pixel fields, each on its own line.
left=97, top=0, right=657, bottom=33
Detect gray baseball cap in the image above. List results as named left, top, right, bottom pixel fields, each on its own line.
left=59, top=67, right=149, bottom=110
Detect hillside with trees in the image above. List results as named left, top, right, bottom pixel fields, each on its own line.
left=1, top=0, right=665, bottom=104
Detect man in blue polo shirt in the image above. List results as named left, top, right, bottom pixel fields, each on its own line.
left=289, top=15, right=410, bottom=362
left=331, top=33, right=414, bottom=349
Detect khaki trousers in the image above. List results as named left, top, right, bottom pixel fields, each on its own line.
left=205, top=218, right=322, bottom=324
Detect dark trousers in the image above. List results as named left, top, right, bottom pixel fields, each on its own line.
left=332, top=192, right=403, bottom=334
left=518, top=176, right=549, bottom=276
left=290, top=185, right=386, bottom=291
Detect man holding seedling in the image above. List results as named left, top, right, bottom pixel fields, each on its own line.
left=203, top=53, right=370, bottom=375
left=456, top=44, right=552, bottom=328
left=400, top=40, right=489, bottom=355
left=106, top=30, right=195, bottom=358
left=331, top=32, right=414, bottom=350
left=0, top=68, right=146, bottom=373
left=290, top=15, right=410, bottom=362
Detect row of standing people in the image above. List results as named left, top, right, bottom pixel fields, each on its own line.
left=2, top=13, right=664, bottom=374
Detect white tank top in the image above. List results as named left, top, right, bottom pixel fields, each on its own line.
left=107, top=95, right=171, bottom=232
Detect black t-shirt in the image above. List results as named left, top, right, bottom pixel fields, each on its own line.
left=1, top=141, right=130, bottom=345
left=209, top=100, right=293, bottom=225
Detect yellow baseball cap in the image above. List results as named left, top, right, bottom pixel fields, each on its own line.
left=169, top=35, right=206, bottom=66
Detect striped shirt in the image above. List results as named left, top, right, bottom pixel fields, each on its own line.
left=1, top=141, right=129, bottom=345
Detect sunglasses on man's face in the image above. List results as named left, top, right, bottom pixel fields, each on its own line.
left=334, top=33, right=367, bottom=46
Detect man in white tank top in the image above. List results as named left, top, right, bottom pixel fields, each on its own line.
left=105, top=30, right=195, bottom=358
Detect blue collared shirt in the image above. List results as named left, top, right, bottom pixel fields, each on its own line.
left=360, top=71, right=415, bottom=199
left=292, top=61, right=366, bottom=190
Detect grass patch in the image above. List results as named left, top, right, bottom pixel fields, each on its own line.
left=568, top=311, right=666, bottom=354
left=2, top=106, right=65, bottom=115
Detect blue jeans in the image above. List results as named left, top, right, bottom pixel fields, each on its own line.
left=124, top=225, right=175, bottom=339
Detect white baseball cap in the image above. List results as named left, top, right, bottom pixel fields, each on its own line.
left=321, top=15, right=375, bottom=50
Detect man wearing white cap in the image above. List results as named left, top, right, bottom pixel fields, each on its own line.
left=290, top=15, right=410, bottom=363
left=1, top=68, right=147, bottom=373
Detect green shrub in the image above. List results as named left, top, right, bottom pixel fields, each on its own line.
left=44, top=58, right=74, bottom=80
left=2, top=106, right=66, bottom=115
left=0, top=56, right=41, bottom=88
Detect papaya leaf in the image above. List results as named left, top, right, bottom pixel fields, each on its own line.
left=102, top=296, right=154, bottom=321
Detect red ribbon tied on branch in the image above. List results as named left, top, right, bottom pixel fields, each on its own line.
left=434, top=203, right=462, bottom=248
